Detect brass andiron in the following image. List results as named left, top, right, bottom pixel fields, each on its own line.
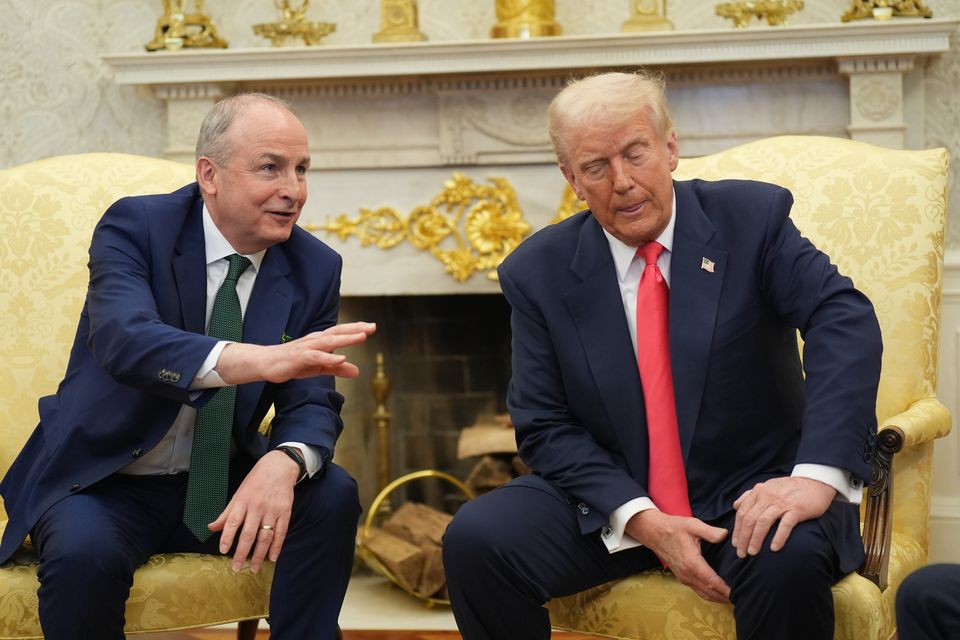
left=621, top=0, right=674, bottom=32
left=715, top=0, right=804, bottom=27
left=373, top=0, right=428, bottom=43
left=841, top=0, right=932, bottom=21
left=491, top=0, right=562, bottom=39
left=371, top=352, right=393, bottom=517
left=145, top=0, right=228, bottom=51
left=253, top=0, right=336, bottom=46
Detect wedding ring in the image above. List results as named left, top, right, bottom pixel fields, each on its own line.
left=261, top=524, right=274, bottom=531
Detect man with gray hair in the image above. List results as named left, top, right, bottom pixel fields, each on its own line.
left=0, top=93, right=373, bottom=639
left=444, top=71, right=881, bottom=639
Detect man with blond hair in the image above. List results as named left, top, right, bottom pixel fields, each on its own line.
left=444, top=72, right=881, bottom=639
left=0, top=94, right=372, bottom=639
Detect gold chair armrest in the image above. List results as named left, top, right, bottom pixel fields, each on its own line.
left=859, top=398, right=952, bottom=590
left=879, top=398, right=951, bottom=448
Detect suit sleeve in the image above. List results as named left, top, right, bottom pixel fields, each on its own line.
left=264, top=254, right=345, bottom=466
left=86, top=197, right=219, bottom=404
left=500, top=265, right=647, bottom=523
left=760, top=188, right=882, bottom=482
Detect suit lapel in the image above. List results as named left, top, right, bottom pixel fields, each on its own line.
left=173, top=195, right=207, bottom=334
left=233, top=244, right=294, bottom=432
left=564, top=217, right=648, bottom=477
left=670, top=180, right=727, bottom=461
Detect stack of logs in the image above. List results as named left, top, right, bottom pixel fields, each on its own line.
left=460, top=414, right=530, bottom=495
left=362, top=415, right=528, bottom=600
left=363, top=502, right=451, bottom=599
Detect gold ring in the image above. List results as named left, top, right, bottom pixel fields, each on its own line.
left=261, top=524, right=274, bottom=531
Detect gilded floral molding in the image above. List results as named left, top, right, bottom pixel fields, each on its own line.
left=307, top=173, right=531, bottom=282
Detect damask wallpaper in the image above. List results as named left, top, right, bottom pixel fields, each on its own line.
left=1, top=0, right=958, bottom=240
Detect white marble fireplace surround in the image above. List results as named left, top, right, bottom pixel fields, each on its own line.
left=104, top=19, right=956, bottom=296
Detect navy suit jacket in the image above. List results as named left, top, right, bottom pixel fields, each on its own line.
left=498, top=179, right=881, bottom=572
left=0, top=183, right=345, bottom=563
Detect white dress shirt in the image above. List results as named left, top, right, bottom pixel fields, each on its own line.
left=121, top=205, right=320, bottom=478
left=600, top=190, right=861, bottom=553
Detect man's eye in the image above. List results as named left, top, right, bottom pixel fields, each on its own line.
left=296, top=166, right=307, bottom=176
left=262, top=164, right=277, bottom=172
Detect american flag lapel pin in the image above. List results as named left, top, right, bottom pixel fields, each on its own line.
left=700, top=257, right=715, bottom=273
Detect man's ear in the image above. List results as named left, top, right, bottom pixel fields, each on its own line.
left=195, top=157, right=217, bottom=196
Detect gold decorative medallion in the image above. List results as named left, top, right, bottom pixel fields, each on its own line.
left=252, top=0, right=336, bottom=47
left=715, top=0, right=804, bottom=27
left=145, top=0, right=228, bottom=51
left=308, top=174, right=532, bottom=282
left=490, top=0, right=562, bottom=39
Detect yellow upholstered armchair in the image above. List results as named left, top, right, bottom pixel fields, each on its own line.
left=0, top=154, right=272, bottom=639
left=547, top=136, right=952, bottom=640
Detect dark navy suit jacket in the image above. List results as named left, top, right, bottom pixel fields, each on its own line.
left=0, top=183, right=345, bottom=563
left=497, top=179, right=882, bottom=572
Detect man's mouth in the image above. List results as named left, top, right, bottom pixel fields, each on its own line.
left=617, top=201, right=647, bottom=215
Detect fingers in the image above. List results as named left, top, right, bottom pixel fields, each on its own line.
left=769, top=512, right=798, bottom=552
left=675, top=551, right=732, bottom=604
left=320, top=321, right=377, bottom=336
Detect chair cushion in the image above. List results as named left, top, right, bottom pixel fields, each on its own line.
left=0, top=521, right=272, bottom=638
left=549, top=531, right=923, bottom=640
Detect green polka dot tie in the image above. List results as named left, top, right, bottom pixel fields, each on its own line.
left=183, top=254, right=252, bottom=542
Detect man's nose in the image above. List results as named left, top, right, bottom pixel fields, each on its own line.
left=610, top=159, right=634, bottom=193
left=277, top=170, right=301, bottom=201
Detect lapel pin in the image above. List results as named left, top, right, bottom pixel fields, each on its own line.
left=700, top=257, right=715, bottom=273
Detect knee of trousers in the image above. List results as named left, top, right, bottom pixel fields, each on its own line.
left=37, top=534, right=137, bottom=596
left=443, top=498, right=519, bottom=584
left=730, top=533, right=836, bottom=601
left=897, top=564, right=959, bottom=619
left=292, top=464, right=361, bottom=533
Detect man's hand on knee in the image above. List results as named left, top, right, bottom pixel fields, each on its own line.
left=732, top=476, right=837, bottom=559
left=626, top=510, right=732, bottom=604
left=209, top=450, right=300, bottom=572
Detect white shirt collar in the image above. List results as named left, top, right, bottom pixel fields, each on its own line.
left=602, top=188, right=677, bottom=284
left=202, top=204, right=265, bottom=272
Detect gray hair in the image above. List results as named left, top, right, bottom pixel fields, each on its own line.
left=195, top=93, right=295, bottom=164
left=547, top=71, right=674, bottom=166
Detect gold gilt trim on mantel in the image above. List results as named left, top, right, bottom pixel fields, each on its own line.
left=306, top=173, right=531, bottom=282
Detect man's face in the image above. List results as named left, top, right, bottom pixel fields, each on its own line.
left=560, top=108, right=679, bottom=246
left=198, top=103, right=310, bottom=254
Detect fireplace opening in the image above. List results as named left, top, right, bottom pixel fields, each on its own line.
left=334, top=293, right=513, bottom=511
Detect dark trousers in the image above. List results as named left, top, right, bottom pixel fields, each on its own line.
left=443, top=475, right=846, bottom=640
left=31, top=462, right=360, bottom=640
left=896, top=563, right=960, bottom=640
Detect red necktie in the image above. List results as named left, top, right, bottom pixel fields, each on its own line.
left=635, top=242, right=692, bottom=517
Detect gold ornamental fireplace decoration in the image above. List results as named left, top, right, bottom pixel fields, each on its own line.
left=621, top=0, right=674, bottom=32
left=373, top=0, right=428, bottom=43
left=551, top=185, right=587, bottom=225
left=308, top=174, right=532, bottom=282
left=715, top=0, right=804, bottom=27
left=841, top=0, right=932, bottom=21
left=145, top=0, right=228, bottom=51
left=490, top=0, right=562, bottom=39
left=253, top=0, right=336, bottom=46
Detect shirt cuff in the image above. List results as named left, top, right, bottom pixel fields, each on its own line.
left=602, top=497, right=657, bottom=554
left=189, top=341, right=231, bottom=390
left=792, top=463, right=863, bottom=505
left=278, top=441, right=323, bottom=479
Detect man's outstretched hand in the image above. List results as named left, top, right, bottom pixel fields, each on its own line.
left=216, top=321, right=376, bottom=385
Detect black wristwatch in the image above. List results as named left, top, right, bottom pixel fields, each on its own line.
left=275, top=445, right=309, bottom=483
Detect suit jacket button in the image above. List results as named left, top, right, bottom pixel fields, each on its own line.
left=132, top=448, right=143, bottom=458
left=69, top=483, right=80, bottom=492
left=577, top=502, right=590, bottom=515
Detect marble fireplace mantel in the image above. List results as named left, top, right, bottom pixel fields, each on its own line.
left=103, top=18, right=957, bottom=295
